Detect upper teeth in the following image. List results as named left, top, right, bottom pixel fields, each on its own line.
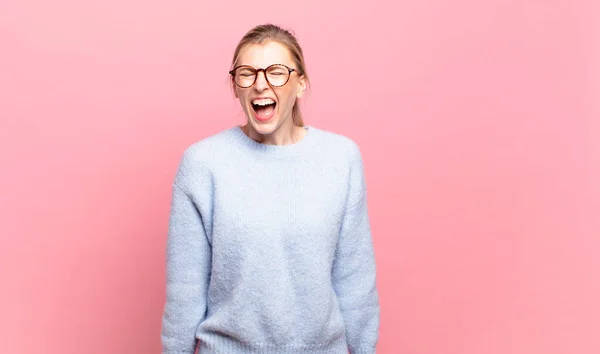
left=252, top=98, right=275, bottom=106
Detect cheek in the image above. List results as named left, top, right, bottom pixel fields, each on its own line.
left=236, top=90, right=249, bottom=104
left=276, top=87, right=297, bottom=109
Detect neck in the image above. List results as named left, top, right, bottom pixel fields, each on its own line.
left=243, top=121, right=305, bottom=146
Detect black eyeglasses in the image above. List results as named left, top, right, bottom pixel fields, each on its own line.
left=229, top=64, right=298, bottom=88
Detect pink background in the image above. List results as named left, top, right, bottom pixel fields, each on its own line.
left=1, top=1, right=599, bottom=353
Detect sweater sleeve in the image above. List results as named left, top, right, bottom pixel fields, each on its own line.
left=161, top=161, right=213, bottom=354
left=332, top=145, right=380, bottom=354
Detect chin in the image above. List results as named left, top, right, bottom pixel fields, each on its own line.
left=248, top=115, right=283, bottom=135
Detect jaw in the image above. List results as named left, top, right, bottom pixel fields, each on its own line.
left=246, top=103, right=297, bottom=136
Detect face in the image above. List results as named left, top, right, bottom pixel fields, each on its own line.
left=233, top=41, right=306, bottom=136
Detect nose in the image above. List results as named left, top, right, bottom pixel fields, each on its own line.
left=253, top=70, right=270, bottom=91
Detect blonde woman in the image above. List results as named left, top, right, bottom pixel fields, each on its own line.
left=161, top=24, right=380, bottom=354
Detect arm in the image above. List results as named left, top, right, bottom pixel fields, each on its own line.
left=332, top=145, right=380, bottom=354
left=161, top=178, right=212, bottom=354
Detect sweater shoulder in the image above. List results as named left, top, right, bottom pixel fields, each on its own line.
left=187, top=127, right=236, bottom=158
left=173, top=127, right=236, bottom=187
left=313, top=127, right=364, bottom=164
left=313, top=128, right=367, bottom=207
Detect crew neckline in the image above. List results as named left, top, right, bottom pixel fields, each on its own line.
left=230, top=125, right=318, bottom=158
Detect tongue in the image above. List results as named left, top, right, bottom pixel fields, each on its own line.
left=255, top=104, right=275, bottom=118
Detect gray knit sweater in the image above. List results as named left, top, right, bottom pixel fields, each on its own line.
left=161, top=125, right=380, bottom=353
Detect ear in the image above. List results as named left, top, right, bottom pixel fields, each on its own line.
left=296, top=75, right=307, bottom=98
left=231, top=79, right=239, bottom=98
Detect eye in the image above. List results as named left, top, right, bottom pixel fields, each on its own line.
left=267, top=65, right=288, bottom=75
left=237, top=68, right=255, bottom=76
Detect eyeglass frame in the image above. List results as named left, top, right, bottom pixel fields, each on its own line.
left=229, top=63, right=299, bottom=88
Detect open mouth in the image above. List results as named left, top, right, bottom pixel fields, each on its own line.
left=251, top=98, right=277, bottom=120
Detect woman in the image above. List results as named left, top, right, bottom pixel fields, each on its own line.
left=161, top=24, right=380, bottom=354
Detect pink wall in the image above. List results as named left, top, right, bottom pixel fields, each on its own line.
left=1, top=1, right=598, bottom=353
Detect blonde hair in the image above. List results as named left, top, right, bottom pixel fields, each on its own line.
left=230, top=24, right=310, bottom=127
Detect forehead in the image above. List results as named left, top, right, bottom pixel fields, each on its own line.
left=236, top=41, right=294, bottom=68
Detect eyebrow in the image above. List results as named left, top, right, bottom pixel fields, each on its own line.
left=234, top=63, right=292, bottom=69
